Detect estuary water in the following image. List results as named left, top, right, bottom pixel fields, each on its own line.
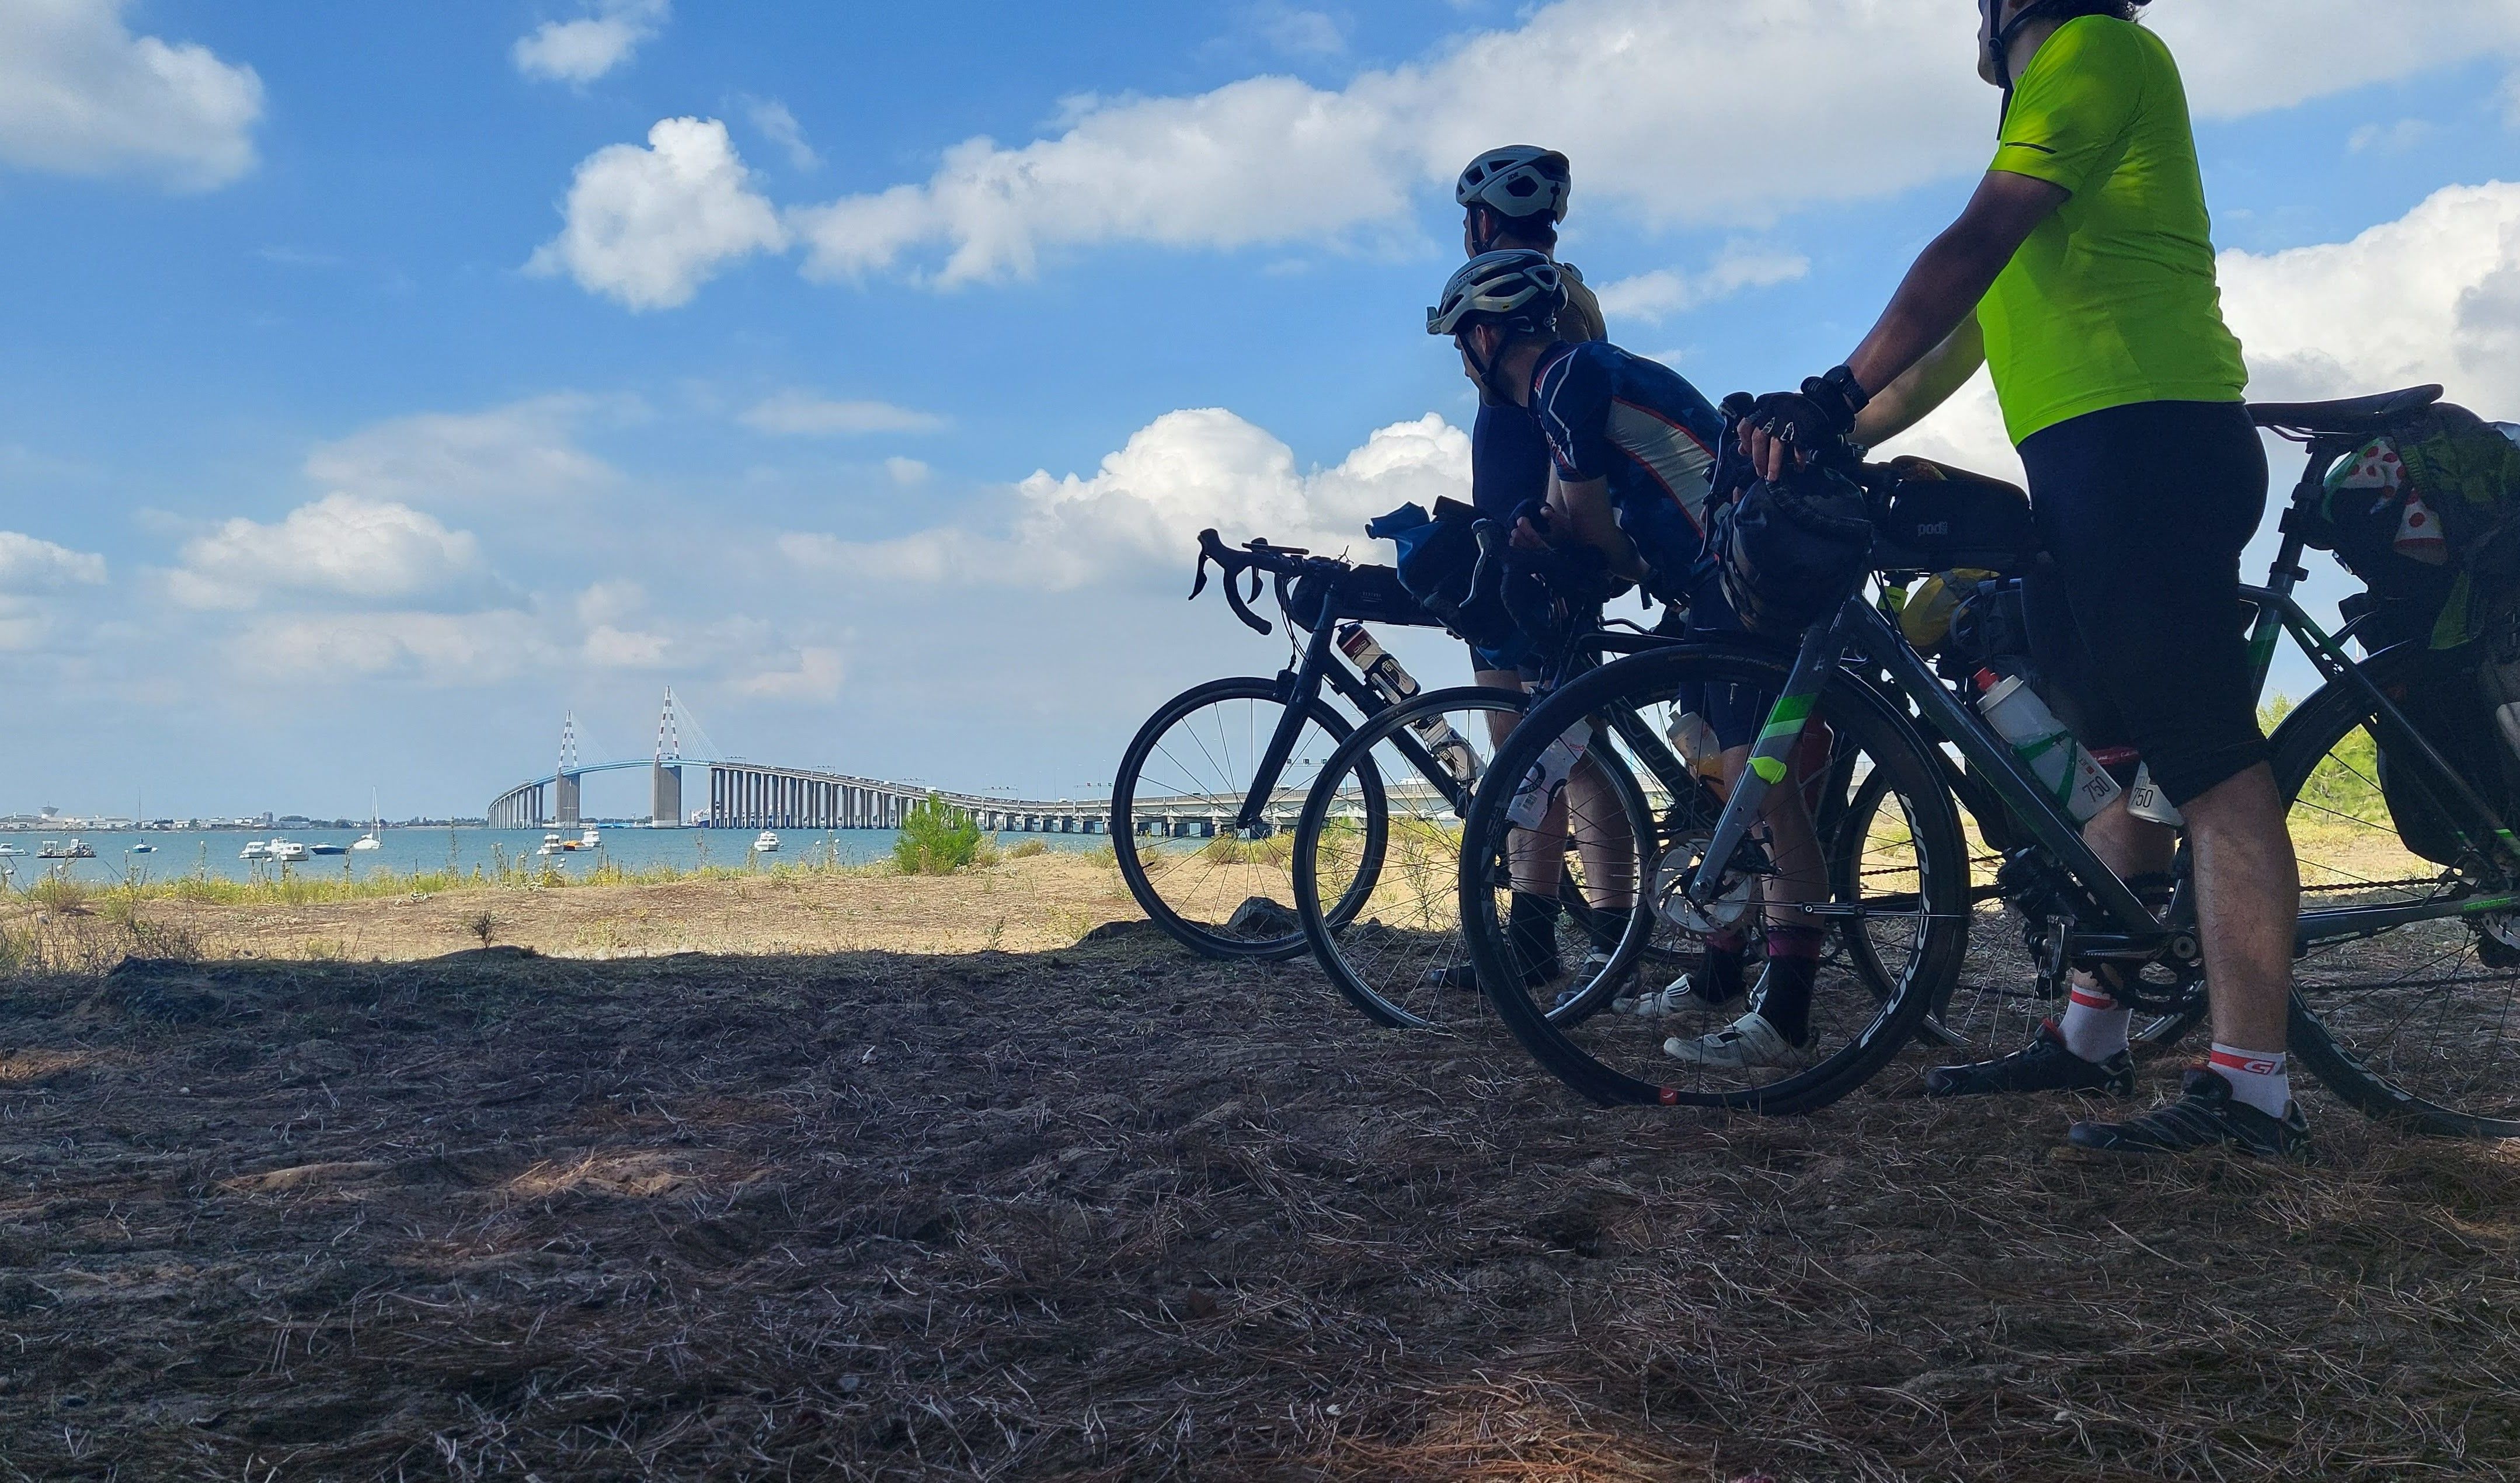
left=1, top=827, right=1105, bottom=886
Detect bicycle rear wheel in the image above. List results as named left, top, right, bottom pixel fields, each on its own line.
left=1458, top=644, right=1970, bottom=1113
left=2273, top=656, right=2520, bottom=1137
left=1294, top=687, right=1657, bottom=1030
left=1111, top=676, right=1378, bottom=960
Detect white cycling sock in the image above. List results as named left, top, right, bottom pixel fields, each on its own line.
left=2208, top=1043, right=2292, bottom=1119
left=2055, top=976, right=2132, bottom=1063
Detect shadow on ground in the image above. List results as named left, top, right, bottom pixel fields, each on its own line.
left=1, top=932, right=2516, bottom=1480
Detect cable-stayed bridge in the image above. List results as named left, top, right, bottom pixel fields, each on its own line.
left=486, top=689, right=1207, bottom=836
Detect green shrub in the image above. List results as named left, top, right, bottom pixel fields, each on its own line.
left=894, top=793, right=983, bottom=875
left=1005, top=838, right=1048, bottom=859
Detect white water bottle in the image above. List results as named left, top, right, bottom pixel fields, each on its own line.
left=1508, top=725, right=1593, bottom=830
left=1973, top=670, right=2121, bottom=824
left=1665, top=710, right=1724, bottom=780
left=1339, top=622, right=1479, bottom=787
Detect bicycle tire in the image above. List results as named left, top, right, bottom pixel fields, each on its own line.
left=1458, top=643, right=1970, bottom=1113
left=2271, top=652, right=2520, bottom=1137
left=1293, top=686, right=1659, bottom=1031
left=1111, top=676, right=1380, bottom=960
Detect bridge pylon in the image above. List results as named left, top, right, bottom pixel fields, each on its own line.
left=650, top=687, right=684, bottom=827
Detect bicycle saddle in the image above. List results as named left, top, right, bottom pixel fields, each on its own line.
left=2247, top=385, right=2442, bottom=438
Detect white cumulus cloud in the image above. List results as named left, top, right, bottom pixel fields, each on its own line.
left=234, top=610, right=547, bottom=686
left=1593, top=243, right=1811, bottom=326
left=0, top=0, right=263, bottom=190
left=512, top=0, right=668, bottom=85
left=528, top=117, right=787, bottom=310
left=169, top=495, right=490, bottom=611
left=2217, top=180, right=2520, bottom=412
left=784, top=409, right=1469, bottom=590
left=738, top=392, right=947, bottom=437
left=0, top=530, right=107, bottom=590
left=304, top=395, right=617, bottom=506
left=733, top=646, right=845, bottom=701
left=775, top=0, right=2520, bottom=289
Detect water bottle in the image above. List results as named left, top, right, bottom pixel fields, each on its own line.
left=1508, top=725, right=1593, bottom=830
left=2126, top=763, right=2184, bottom=827
left=1665, top=710, right=1724, bottom=780
left=1339, top=622, right=1480, bottom=788
left=1973, top=670, right=2121, bottom=824
left=1337, top=623, right=1419, bottom=704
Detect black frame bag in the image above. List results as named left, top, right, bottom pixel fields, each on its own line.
left=1872, top=457, right=2039, bottom=573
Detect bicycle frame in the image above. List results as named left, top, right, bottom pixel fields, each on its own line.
left=1682, top=573, right=2520, bottom=972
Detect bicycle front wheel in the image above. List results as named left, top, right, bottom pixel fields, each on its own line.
left=1458, top=644, right=1970, bottom=1114
left=2274, top=655, right=2520, bottom=1137
left=1295, top=686, right=1658, bottom=1031
left=1111, top=676, right=1377, bottom=960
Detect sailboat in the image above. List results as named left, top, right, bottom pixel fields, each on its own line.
left=351, top=791, right=383, bottom=851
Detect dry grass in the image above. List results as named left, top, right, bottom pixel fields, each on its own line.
left=0, top=858, right=2514, bottom=1479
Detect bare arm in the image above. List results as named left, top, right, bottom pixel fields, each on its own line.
left=1532, top=473, right=1644, bottom=580
left=1747, top=169, right=2063, bottom=481
left=1852, top=313, right=1986, bottom=448
left=1846, top=169, right=2063, bottom=395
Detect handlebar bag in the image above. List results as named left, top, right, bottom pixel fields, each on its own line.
left=1873, top=457, right=2038, bottom=573
left=1285, top=563, right=1442, bottom=632
left=1371, top=497, right=1519, bottom=648
left=1715, top=464, right=1875, bottom=636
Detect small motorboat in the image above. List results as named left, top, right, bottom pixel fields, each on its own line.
left=753, top=830, right=780, bottom=853
left=308, top=841, right=346, bottom=856
left=37, top=840, right=96, bottom=859
left=535, top=831, right=565, bottom=856
left=0, top=843, right=23, bottom=857
left=575, top=826, right=601, bottom=851
left=239, top=840, right=272, bottom=861
left=127, top=843, right=156, bottom=854
left=268, top=839, right=309, bottom=864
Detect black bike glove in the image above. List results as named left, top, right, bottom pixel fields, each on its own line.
left=1745, top=365, right=1869, bottom=460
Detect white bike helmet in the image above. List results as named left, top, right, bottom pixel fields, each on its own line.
left=1428, top=249, right=1566, bottom=338
left=1454, top=146, right=1572, bottom=225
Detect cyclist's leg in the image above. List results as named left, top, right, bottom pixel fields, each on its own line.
left=2013, top=402, right=2303, bottom=1151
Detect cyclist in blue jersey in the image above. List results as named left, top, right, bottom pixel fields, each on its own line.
left=1430, top=252, right=1828, bottom=1057
left=1455, top=145, right=1606, bottom=690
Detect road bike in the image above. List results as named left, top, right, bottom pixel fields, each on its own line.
left=1289, top=535, right=1690, bottom=1029
left=1456, top=384, right=2520, bottom=1133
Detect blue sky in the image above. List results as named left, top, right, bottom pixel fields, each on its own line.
left=4, top=0, right=2519, bottom=820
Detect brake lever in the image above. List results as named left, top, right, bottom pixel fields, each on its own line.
left=1222, top=561, right=1272, bottom=635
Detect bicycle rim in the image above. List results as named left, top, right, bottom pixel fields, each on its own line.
left=1459, top=644, right=1968, bottom=1113
left=1111, top=677, right=1375, bottom=960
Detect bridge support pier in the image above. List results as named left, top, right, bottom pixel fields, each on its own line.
left=555, top=772, right=581, bottom=827
left=652, top=763, right=681, bottom=828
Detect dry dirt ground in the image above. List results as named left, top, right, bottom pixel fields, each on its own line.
left=3, top=856, right=2518, bottom=1480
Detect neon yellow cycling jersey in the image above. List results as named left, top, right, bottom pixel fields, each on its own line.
left=1978, top=16, right=2248, bottom=445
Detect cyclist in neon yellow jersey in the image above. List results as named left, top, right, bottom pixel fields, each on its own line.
left=1725, top=0, right=2308, bottom=1158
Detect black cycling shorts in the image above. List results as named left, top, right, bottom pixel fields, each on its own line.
left=2018, top=399, right=2271, bottom=807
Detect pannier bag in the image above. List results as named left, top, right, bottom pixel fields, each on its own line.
left=2312, top=403, right=2520, bottom=859
left=2316, top=405, right=2520, bottom=649
left=1715, top=464, right=1875, bottom=637
left=1872, top=457, right=2039, bottom=573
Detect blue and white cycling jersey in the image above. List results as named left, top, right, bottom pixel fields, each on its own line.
left=1527, top=340, right=1728, bottom=587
